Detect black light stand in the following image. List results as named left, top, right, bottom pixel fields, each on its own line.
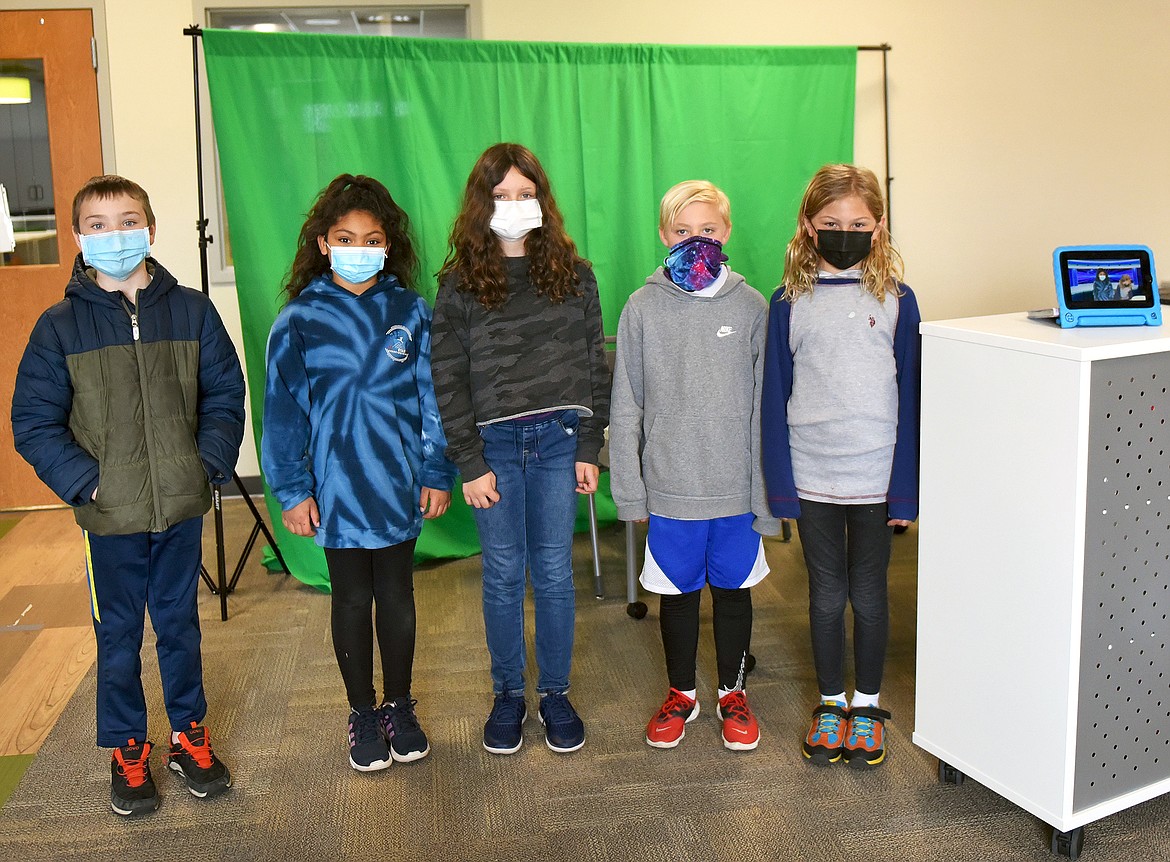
left=858, top=44, right=893, bottom=230
left=185, top=24, right=290, bottom=621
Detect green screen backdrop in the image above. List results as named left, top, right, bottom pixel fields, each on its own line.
left=202, top=30, right=856, bottom=591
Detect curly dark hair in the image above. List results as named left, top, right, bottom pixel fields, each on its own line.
left=284, top=174, right=418, bottom=301
left=438, top=143, right=583, bottom=309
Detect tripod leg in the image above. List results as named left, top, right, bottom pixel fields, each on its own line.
left=233, top=473, right=290, bottom=574
left=201, top=472, right=293, bottom=622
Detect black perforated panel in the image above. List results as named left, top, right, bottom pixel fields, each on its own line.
left=1075, top=353, right=1170, bottom=811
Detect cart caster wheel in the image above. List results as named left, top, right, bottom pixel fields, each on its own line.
left=1050, top=826, right=1084, bottom=860
left=744, top=653, right=756, bottom=673
left=938, top=760, right=965, bottom=785
left=626, top=601, right=647, bottom=619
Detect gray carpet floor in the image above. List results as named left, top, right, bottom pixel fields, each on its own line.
left=1, top=502, right=1168, bottom=861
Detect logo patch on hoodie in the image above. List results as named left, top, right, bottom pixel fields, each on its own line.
left=716, top=326, right=737, bottom=338
left=385, top=325, right=412, bottom=362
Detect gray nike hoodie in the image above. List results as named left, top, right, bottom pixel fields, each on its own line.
left=609, top=267, right=781, bottom=536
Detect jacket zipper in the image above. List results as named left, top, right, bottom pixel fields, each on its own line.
left=124, top=292, right=165, bottom=528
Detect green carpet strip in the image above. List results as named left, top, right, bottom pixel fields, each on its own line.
left=0, top=754, right=35, bottom=808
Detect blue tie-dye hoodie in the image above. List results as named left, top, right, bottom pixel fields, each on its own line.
left=262, top=273, right=456, bottom=549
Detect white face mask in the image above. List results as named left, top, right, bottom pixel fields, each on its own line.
left=490, top=199, right=543, bottom=242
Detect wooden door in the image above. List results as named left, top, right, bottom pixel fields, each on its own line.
left=0, top=10, right=103, bottom=508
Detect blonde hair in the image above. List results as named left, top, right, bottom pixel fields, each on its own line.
left=658, top=180, right=731, bottom=235
left=780, top=164, right=903, bottom=302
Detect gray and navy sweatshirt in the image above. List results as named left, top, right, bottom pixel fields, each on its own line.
left=608, top=267, right=781, bottom=536
left=430, top=257, right=610, bottom=481
left=761, top=274, right=921, bottom=522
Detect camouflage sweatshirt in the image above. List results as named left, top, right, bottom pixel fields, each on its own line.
left=431, top=257, right=610, bottom=481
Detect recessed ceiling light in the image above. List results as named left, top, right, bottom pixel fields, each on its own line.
left=0, top=77, right=32, bottom=105
left=252, top=23, right=280, bottom=32
left=305, top=18, right=341, bottom=25
left=365, top=14, right=386, bottom=23
left=391, top=15, right=416, bottom=23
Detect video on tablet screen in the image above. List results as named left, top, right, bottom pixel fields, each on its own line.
left=1063, top=255, right=1152, bottom=307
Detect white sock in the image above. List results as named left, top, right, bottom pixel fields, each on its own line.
left=678, top=688, right=697, bottom=701
left=717, top=687, right=741, bottom=701
left=822, top=692, right=848, bottom=706
left=171, top=730, right=181, bottom=744
left=851, top=691, right=880, bottom=709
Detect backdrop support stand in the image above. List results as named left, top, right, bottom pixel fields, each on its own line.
left=859, top=44, right=893, bottom=229
left=186, top=24, right=290, bottom=621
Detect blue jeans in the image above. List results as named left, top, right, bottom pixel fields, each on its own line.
left=473, top=411, right=579, bottom=696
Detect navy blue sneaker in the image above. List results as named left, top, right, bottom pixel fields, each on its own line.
left=538, top=692, right=585, bottom=753
left=348, top=707, right=391, bottom=771
left=378, top=697, right=430, bottom=763
left=483, top=693, right=527, bottom=755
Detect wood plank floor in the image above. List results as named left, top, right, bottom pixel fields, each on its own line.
left=0, top=509, right=94, bottom=757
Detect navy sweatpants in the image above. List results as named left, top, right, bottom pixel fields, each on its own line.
left=84, top=516, right=207, bottom=748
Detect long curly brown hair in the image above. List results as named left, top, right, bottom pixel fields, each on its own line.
left=438, top=143, right=584, bottom=309
left=284, top=174, right=418, bottom=302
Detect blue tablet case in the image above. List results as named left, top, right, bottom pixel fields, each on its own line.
left=1053, top=245, right=1161, bottom=328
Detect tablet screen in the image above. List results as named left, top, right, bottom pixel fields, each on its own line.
left=1057, top=248, right=1155, bottom=310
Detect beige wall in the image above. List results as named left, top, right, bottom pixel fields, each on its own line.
left=9, top=0, right=1169, bottom=475
left=477, top=0, right=1170, bottom=319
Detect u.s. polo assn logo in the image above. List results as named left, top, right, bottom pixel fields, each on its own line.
left=385, top=324, right=412, bottom=362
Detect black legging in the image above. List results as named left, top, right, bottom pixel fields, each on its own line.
left=323, top=540, right=417, bottom=710
left=659, top=586, right=753, bottom=692
left=795, top=499, right=892, bottom=697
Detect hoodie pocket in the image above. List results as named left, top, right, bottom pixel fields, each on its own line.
left=642, top=413, right=750, bottom=499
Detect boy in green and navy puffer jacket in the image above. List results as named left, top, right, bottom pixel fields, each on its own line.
left=10, top=175, right=245, bottom=817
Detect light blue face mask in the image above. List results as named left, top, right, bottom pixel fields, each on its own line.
left=79, top=228, right=151, bottom=282
left=329, top=246, right=387, bottom=285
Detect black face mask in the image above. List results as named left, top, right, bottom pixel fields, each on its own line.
left=816, top=229, right=873, bottom=271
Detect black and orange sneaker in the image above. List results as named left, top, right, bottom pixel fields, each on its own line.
left=717, top=690, right=760, bottom=751
left=166, top=722, right=232, bottom=797
left=802, top=702, right=848, bottom=766
left=110, top=739, right=159, bottom=816
left=842, top=706, right=892, bottom=769
left=645, top=689, right=699, bottom=748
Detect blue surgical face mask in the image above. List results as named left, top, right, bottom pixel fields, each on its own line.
left=329, top=246, right=387, bottom=285
left=79, top=228, right=151, bottom=281
left=663, top=236, right=727, bottom=291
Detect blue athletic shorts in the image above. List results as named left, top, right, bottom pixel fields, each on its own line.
left=639, top=512, right=769, bottom=595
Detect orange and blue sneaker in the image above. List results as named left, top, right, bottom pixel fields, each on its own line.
left=717, top=689, right=759, bottom=751
left=645, top=689, right=699, bottom=748
left=802, top=702, right=848, bottom=766
left=842, top=706, right=892, bottom=769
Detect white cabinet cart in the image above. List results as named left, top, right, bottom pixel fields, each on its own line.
left=914, top=313, right=1170, bottom=860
